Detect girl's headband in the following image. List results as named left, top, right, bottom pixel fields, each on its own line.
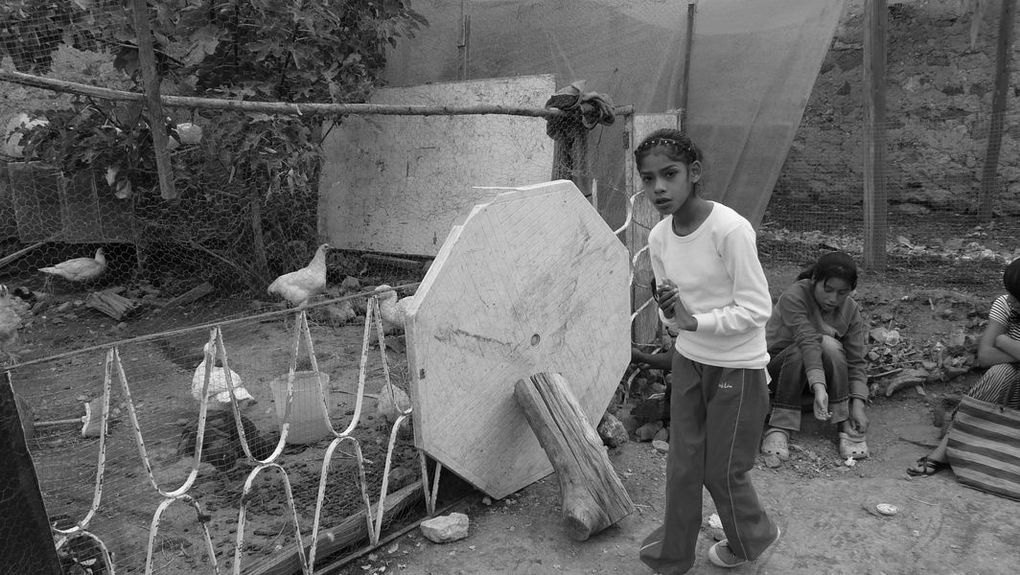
left=635, top=137, right=695, bottom=157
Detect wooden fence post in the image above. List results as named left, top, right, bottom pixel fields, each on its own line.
left=131, top=0, right=177, bottom=200
left=863, top=0, right=888, bottom=272
left=0, top=373, right=64, bottom=574
left=978, top=0, right=1017, bottom=221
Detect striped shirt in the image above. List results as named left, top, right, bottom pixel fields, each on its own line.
left=988, top=295, right=1020, bottom=341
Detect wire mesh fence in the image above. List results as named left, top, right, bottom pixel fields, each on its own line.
left=5, top=294, right=428, bottom=575
left=763, top=0, right=1020, bottom=293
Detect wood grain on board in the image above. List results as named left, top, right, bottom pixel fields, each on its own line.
left=628, top=113, right=680, bottom=345
left=404, top=180, right=630, bottom=499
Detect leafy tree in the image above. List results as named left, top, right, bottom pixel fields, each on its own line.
left=6, top=0, right=426, bottom=291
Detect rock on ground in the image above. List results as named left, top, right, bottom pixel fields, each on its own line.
left=421, top=512, right=470, bottom=543
left=598, top=412, right=629, bottom=448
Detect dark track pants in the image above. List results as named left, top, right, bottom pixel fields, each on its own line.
left=639, top=354, right=777, bottom=575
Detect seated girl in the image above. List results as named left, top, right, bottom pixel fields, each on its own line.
left=761, top=251, right=869, bottom=460
left=907, top=257, right=1020, bottom=477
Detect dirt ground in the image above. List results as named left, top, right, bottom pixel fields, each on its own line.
left=7, top=260, right=1020, bottom=575
left=336, top=262, right=1020, bottom=575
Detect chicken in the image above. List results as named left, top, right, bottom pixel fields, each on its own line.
left=376, top=380, right=412, bottom=425
left=267, top=243, right=330, bottom=307
left=374, top=284, right=414, bottom=334
left=0, top=284, right=28, bottom=364
left=191, top=342, right=254, bottom=407
left=39, top=248, right=107, bottom=285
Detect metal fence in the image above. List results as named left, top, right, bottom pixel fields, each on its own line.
left=4, top=293, right=432, bottom=575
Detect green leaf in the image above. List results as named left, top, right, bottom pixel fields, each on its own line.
left=186, top=24, right=219, bottom=65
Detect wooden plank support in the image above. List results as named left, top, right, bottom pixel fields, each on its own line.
left=862, top=0, right=888, bottom=271
left=130, top=0, right=177, bottom=200
left=513, top=372, right=635, bottom=541
left=677, top=0, right=698, bottom=127
left=978, top=0, right=1017, bottom=221
left=628, top=113, right=680, bottom=345
left=0, top=373, right=65, bottom=575
left=244, top=482, right=422, bottom=575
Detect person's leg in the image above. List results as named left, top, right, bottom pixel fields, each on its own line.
left=820, top=335, right=851, bottom=429
left=766, top=345, right=806, bottom=434
left=906, top=363, right=1019, bottom=475
left=703, top=367, right=778, bottom=563
left=966, top=363, right=1020, bottom=405
left=639, top=354, right=705, bottom=575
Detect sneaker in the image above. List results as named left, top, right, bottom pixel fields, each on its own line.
left=707, top=526, right=781, bottom=568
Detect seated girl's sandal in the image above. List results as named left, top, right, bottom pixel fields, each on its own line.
left=761, top=428, right=790, bottom=460
left=838, top=431, right=869, bottom=459
left=906, top=456, right=949, bottom=477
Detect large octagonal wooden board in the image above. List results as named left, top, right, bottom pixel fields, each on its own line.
left=404, top=180, right=631, bottom=499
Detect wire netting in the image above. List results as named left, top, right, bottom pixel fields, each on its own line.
left=6, top=295, right=425, bottom=575
left=764, top=0, right=1020, bottom=292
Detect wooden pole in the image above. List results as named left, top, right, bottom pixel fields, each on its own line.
left=244, top=482, right=422, bottom=575
left=863, top=0, right=888, bottom=271
left=0, top=374, right=66, bottom=575
left=628, top=113, right=679, bottom=345
left=0, top=69, right=634, bottom=119
left=130, top=0, right=177, bottom=200
left=678, top=0, right=698, bottom=124
left=978, top=0, right=1017, bottom=221
left=513, top=372, right=635, bottom=541
left=458, top=0, right=471, bottom=81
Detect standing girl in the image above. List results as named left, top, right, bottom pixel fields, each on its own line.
left=636, top=129, right=780, bottom=574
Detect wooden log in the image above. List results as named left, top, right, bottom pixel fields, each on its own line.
left=85, top=289, right=142, bottom=320
left=513, top=372, right=635, bottom=541
left=243, top=482, right=422, bottom=575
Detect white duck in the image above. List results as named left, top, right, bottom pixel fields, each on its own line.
left=268, top=243, right=330, bottom=307
left=39, top=248, right=107, bottom=284
left=374, top=284, right=414, bottom=334
left=191, top=342, right=254, bottom=408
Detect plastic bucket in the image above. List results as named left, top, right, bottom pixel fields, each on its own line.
left=270, top=371, right=332, bottom=444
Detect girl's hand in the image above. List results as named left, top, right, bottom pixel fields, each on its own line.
left=654, top=279, right=680, bottom=318
left=656, top=280, right=697, bottom=331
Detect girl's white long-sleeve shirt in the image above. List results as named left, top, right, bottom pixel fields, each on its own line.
left=648, top=202, right=772, bottom=369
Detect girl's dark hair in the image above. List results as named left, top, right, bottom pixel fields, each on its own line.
left=796, top=251, right=858, bottom=290
left=634, top=128, right=703, bottom=168
left=1004, top=257, right=1020, bottom=300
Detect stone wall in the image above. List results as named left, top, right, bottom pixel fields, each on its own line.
left=774, top=0, right=1020, bottom=220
